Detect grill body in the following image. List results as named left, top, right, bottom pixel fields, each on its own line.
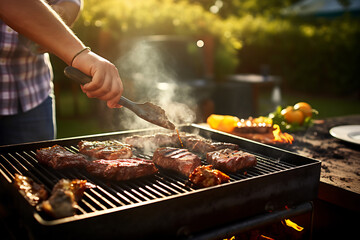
left=0, top=124, right=321, bottom=239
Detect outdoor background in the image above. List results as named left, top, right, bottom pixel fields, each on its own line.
left=51, top=0, right=360, bottom=138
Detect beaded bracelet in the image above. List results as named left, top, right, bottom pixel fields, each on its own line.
left=70, top=47, right=91, bottom=66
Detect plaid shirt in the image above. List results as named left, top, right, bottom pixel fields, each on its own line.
left=0, top=0, right=81, bottom=116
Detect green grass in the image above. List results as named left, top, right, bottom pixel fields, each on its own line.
left=265, top=91, right=360, bottom=119
left=280, top=95, right=360, bottom=119
left=55, top=90, right=103, bottom=139
left=56, top=118, right=102, bottom=139
left=257, top=86, right=360, bottom=118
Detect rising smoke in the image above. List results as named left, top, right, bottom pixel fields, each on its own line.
left=114, top=37, right=198, bottom=130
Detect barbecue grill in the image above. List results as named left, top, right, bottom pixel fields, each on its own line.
left=0, top=124, right=321, bottom=239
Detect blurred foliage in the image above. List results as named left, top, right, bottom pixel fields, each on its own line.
left=189, top=0, right=360, bottom=96
left=56, top=0, right=360, bottom=96
left=232, top=14, right=360, bottom=95
left=72, top=0, right=240, bottom=79
left=186, top=0, right=297, bottom=18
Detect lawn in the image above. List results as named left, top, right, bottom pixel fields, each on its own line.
left=275, top=92, right=360, bottom=119
left=55, top=90, right=103, bottom=139
left=258, top=89, right=360, bottom=119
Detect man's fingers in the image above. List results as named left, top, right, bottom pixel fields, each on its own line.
left=72, top=51, right=124, bottom=109
left=81, top=71, right=123, bottom=105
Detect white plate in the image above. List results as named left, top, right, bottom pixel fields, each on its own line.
left=329, top=125, right=360, bottom=145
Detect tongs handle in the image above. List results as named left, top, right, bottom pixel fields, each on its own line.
left=64, top=66, right=91, bottom=85
left=64, top=66, right=175, bottom=130
left=63, top=66, right=134, bottom=109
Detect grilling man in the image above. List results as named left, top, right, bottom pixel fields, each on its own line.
left=0, top=0, right=123, bottom=145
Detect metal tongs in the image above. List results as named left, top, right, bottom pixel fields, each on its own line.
left=64, top=66, right=175, bottom=130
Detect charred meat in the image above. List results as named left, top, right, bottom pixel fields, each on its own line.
left=36, top=145, right=87, bottom=169
left=206, top=148, right=257, bottom=173
left=78, top=140, right=133, bottom=160
left=233, top=117, right=274, bottom=134
left=152, top=147, right=201, bottom=176
left=123, top=133, right=183, bottom=151
left=13, top=174, right=48, bottom=206
left=189, top=165, right=230, bottom=188
left=123, top=132, right=239, bottom=154
left=37, top=179, right=92, bottom=218
left=86, top=158, right=158, bottom=181
left=183, top=137, right=239, bottom=153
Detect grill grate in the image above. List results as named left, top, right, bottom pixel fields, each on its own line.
left=0, top=143, right=297, bottom=219
left=0, top=125, right=320, bottom=239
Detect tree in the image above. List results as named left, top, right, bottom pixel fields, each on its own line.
left=185, top=0, right=298, bottom=18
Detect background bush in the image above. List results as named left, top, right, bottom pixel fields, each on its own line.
left=53, top=0, right=359, bottom=97
left=71, top=0, right=240, bottom=79
left=230, top=15, right=360, bottom=96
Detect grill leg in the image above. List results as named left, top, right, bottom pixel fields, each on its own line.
left=309, top=201, right=314, bottom=240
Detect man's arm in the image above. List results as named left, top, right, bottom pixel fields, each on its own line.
left=0, top=0, right=81, bottom=65
left=34, top=1, right=81, bottom=53
left=52, top=1, right=82, bottom=27
left=0, top=0, right=123, bottom=108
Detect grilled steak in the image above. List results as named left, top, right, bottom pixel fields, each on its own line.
left=123, top=132, right=239, bottom=154
left=36, top=145, right=87, bottom=169
left=85, top=158, right=158, bottom=181
left=183, top=137, right=239, bottom=153
left=152, top=147, right=201, bottom=176
left=78, top=140, right=133, bottom=160
left=206, top=148, right=257, bottom=173
left=123, top=133, right=184, bottom=151
left=189, top=165, right=230, bottom=188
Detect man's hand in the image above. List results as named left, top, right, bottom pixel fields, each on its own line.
left=72, top=50, right=124, bottom=109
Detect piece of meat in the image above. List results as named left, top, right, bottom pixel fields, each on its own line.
left=85, top=158, right=158, bottom=181
left=188, top=165, right=230, bottom=188
left=37, top=179, right=93, bottom=218
left=232, top=117, right=274, bottom=134
left=13, top=174, right=48, bottom=206
left=36, top=145, right=87, bottom=169
left=123, top=133, right=182, bottom=151
left=78, top=140, right=133, bottom=160
left=123, top=132, right=207, bottom=148
left=232, top=125, right=273, bottom=134
left=152, top=147, right=201, bottom=176
left=123, top=132, right=239, bottom=155
left=206, top=148, right=257, bottom=173
left=183, top=137, right=239, bottom=153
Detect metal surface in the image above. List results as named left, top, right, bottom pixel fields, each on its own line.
left=64, top=66, right=175, bottom=130
left=0, top=124, right=321, bottom=239
left=187, top=201, right=314, bottom=240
